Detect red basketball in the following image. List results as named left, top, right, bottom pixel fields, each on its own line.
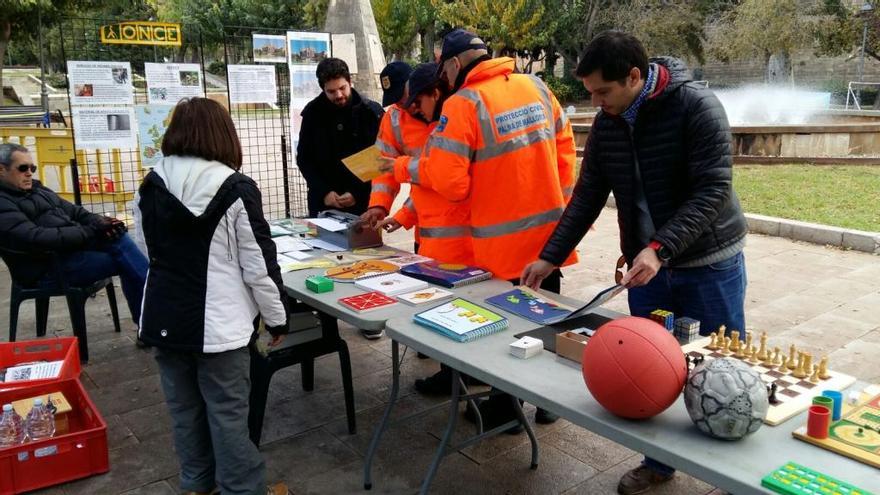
left=582, top=316, right=687, bottom=419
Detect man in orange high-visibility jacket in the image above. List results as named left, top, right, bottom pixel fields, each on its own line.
left=362, top=62, right=418, bottom=238
left=376, top=62, right=474, bottom=265
left=381, top=29, right=577, bottom=428
left=384, top=29, right=577, bottom=281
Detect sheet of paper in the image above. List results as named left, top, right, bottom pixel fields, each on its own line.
left=304, top=238, right=347, bottom=252
left=144, top=62, right=204, bottom=104
left=273, top=236, right=312, bottom=252
left=331, top=33, right=358, bottom=73
left=72, top=106, right=137, bottom=150
left=228, top=65, right=277, bottom=105
left=306, top=217, right=348, bottom=232
left=342, top=145, right=383, bottom=182
left=67, top=60, right=134, bottom=105
left=252, top=34, right=287, bottom=63
left=3, top=361, right=64, bottom=382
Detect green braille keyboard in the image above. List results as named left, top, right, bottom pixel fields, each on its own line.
left=761, top=462, right=874, bottom=495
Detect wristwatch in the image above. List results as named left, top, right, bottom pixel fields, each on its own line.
left=648, top=240, right=672, bottom=263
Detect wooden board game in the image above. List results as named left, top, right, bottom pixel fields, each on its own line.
left=681, top=335, right=856, bottom=426
left=793, top=386, right=880, bottom=469
left=324, top=260, right=399, bottom=282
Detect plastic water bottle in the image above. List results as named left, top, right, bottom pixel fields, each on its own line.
left=25, top=398, right=55, bottom=441
left=0, top=404, right=26, bottom=447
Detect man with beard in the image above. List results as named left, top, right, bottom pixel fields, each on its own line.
left=297, top=58, right=384, bottom=217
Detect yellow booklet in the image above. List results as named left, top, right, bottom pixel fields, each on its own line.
left=342, top=146, right=383, bottom=182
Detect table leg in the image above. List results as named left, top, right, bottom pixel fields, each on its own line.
left=509, top=395, right=539, bottom=469
left=363, top=340, right=400, bottom=490
left=420, top=368, right=463, bottom=494
left=459, top=375, right=483, bottom=434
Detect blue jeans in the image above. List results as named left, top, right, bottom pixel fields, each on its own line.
left=39, top=233, right=148, bottom=323
left=628, top=252, right=747, bottom=476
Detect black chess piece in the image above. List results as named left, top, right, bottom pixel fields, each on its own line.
left=336, top=254, right=343, bottom=260
left=768, top=383, right=780, bottom=405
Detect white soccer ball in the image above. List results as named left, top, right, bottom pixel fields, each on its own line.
left=684, top=357, right=768, bottom=440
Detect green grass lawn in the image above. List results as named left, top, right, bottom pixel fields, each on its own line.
left=733, top=165, right=880, bottom=232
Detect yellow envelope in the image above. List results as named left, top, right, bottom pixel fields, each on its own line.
left=342, top=146, right=383, bottom=182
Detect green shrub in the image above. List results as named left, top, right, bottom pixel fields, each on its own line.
left=542, top=75, right=588, bottom=104
left=207, top=60, right=226, bottom=76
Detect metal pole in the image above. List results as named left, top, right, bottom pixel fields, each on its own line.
left=38, top=7, right=49, bottom=113
left=858, top=20, right=868, bottom=105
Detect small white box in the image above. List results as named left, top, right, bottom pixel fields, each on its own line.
left=510, top=336, right=543, bottom=359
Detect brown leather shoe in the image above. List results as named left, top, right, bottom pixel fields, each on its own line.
left=617, top=465, right=674, bottom=495
left=268, top=482, right=289, bottom=495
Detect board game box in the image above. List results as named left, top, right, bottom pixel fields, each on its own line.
left=792, top=386, right=880, bottom=469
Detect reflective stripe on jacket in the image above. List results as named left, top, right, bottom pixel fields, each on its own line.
left=416, top=57, right=577, bottom=279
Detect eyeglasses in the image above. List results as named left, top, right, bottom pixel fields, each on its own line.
left=16, top=164, right=37, bottom=173
left=615, top=255, right=626, bottom=285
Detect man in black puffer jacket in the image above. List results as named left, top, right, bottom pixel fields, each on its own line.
left=522, top=32, right=748, bottom=495
left=0, top=143, right=148, bottom=326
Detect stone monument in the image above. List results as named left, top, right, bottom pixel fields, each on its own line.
left=324, top=0, right=385, bottom=102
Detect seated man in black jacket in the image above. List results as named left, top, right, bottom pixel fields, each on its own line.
left=296, top=57, right=384, bottom=218
left=521, top=32, right=748, bottom=495
left=0, top=143, right=148, bottom=331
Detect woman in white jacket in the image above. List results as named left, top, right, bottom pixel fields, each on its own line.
left=136, top=97, right=289, bottom=495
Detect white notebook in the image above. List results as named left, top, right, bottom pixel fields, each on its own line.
left=354, top=273, right=429, bottom=296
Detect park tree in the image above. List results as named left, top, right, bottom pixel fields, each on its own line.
left=372, top=0, right=418, bottom=60
left=0, top=0, right=146, bottom=104
left=707, top=0, right=825, bottom=84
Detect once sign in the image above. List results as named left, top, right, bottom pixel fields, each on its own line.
left=100, top=22, right=182, bottom=47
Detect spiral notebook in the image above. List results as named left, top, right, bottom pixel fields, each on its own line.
left=413, top=298, right=508, bottom=342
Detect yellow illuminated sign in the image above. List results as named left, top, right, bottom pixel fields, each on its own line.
left=100, top=22, right=182, bottom=46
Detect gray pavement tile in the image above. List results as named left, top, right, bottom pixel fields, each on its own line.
left=118, top=480, right=176, bottom=495
left=562, top=455, right=715, bottom=495
left=63, top=433, right=179, bottom=494
left=262, top=427, right=361, bottom=483
left=104, top=413, right=139, bottom=451
left=257, top=388, right=382, bottom=445
left=834, top=291, right=880, bottom=326
left=84, top=348, right=158, bottom=388
left=469, top=442, right=597, bottom=495
left=828, top=339, right=880, bottom=383
left=839, top=262, right=880, bottom=284
left=750, top=294, right=845, bottom=327
left=771, top=312, right=878, bottom=360
left=542, top=423, right=637, bottom=471
left=120, top=401, right=173, bottom=440
left=290, top=458, right=421, bottom=494
left=90, top=374, right=165, bottom=416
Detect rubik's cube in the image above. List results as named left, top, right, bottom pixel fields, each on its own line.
left=674, top=317, right=701, bottom=344
left=650, top=309, right=675, bottom=331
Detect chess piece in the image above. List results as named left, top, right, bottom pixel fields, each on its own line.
left=818, top=356, right=831, bottom=380
left=717, top=324, right=727, bottom=339
left=787, top=344, right=797, bottom=370
left=772, top=347, right=782, bottom=367
left=793, top=352, right=807, bottom=379
left=768, top=383, right=780, bottom=405
left=803, top=353, right=813, bottom=378
left=707, top=332, right=718, bottom=350
left=747, top=345, right=759, bottom=364
left=757, top=332, right=769, bottom=361
left=730, top=330, right=740, bottom=352
left=809, top=364, right=820, bottom=384
left=721, top=337, right=732, bottom=355
left=745, top=331, right=753, bottom=354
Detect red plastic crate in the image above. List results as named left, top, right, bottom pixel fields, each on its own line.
left=0, top=338, right=81, bottom=392
left=0, top=378, right=108, bottom=494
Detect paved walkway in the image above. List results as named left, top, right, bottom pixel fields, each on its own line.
left=1, top=207, right=877, bottom=495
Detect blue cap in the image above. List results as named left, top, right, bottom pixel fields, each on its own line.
left=438, top=29, right=487, bottom=65
left=403, top=63, right=440, bottom=108
left=379, top=61, right=413, bottom=107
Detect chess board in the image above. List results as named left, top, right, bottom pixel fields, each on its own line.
left=793, top=387, right=880, bottom=469
left=681, top=337, right=857, bottom=426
